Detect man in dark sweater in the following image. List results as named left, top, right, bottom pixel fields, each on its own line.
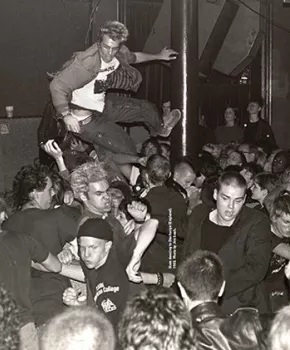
left=244, top=99, right=277, bottom=153
left=182, top=171, right=272, bottom=314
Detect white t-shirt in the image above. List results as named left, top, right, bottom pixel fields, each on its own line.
left=71, top=57, right=120, bottom=112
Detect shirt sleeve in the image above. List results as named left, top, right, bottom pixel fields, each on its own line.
left=25, top=235, right=49, bottom=263
left=119, top=45, right=137, bottom=64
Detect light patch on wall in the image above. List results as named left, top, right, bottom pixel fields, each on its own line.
left=0, top=123, right=10, bottom=135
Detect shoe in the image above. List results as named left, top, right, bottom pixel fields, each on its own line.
left=159, top=109, right=182, bottom=138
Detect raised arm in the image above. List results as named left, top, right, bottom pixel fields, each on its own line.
left=134, top=47, right=178, bottom=64
left=126, top=218, right=158, bottom=283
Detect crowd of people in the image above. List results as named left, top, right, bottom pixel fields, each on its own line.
left=2, top=19, right=290, bottom=350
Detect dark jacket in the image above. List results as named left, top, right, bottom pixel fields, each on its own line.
left=50, top=43, right=142, bottom=115
left=183, top=204, right=272, bottom=314
left=191, top=302, right=268, bottom=350
left=244, top=119, right=277, bottom=153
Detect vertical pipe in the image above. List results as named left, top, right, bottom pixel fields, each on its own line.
left=268, top=3, right=273, bottom=125
left=170, top=0, right=199, bottom=162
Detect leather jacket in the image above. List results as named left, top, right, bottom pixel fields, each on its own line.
left=191, top=302, right=268, bottom=350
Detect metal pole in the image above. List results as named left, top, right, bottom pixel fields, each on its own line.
left=170, top=0, right=199, bottom=162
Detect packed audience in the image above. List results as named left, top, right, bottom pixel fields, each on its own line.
left=2, top=19, right=290, bottom=350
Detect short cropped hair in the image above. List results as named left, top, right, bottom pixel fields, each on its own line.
left=70, top=162, right=108, bottom=200
left=97, top=20, right=129, bottom=43
left=254, top=172, right=280, bottom=192
left=119, top=287, right=195, bottom=350
left=12, top=164, right=51, bottom=210
left=0, top=285, right=20, bottom=350
left=177, top=250, right=224, bottom=301
left=174, top=161, right=195, bottom=177
left=146, top=155, right=171, bottom=185
left=217, top=171, right=247, bottom=193
left=268, top=305, right=290, bottom=350
left=40, top=306, right=115, bottom=350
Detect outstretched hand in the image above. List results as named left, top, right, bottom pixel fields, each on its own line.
left=159, top=47, right=178, bottom=61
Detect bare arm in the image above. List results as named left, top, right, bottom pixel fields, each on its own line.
left=273, top=243, right=290, bottom=260
left=60, top=261, right=85, bottom=282
left=31, top=252, right=62, bottom=273
left=32, top=258, right=85, bottom=282
left=126, top=219, right=158, bottom=283
left=134, top=47, right=178, bottom=64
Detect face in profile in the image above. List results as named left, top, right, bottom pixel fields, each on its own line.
left=35, top=177, right=55, bottom=209
left=240, top=169, right=254, bottom=189
left=214, top=184, right=246, bottom=225
left=99, top=34, right=121, bottom=63
left=176, top=171, right=196, bottom=191
left=251, top=182, right=266, bottom=202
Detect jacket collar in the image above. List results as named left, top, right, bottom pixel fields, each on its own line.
left=190, top=301, right=225, bottom=323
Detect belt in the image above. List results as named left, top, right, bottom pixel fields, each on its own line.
left=78, top=115, right=93, bottom=126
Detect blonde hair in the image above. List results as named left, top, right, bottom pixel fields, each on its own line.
left=70, top=162, right=108, bottom=200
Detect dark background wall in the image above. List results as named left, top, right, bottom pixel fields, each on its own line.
left=0, top=0, right=92, bottom=117
left=272, top=1, right=290, bottom=149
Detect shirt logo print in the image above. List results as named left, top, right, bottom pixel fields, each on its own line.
left=101, top=298, right=117, bottom=313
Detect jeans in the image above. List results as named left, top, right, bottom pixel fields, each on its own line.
left=78, top=95, right=162, bottom=155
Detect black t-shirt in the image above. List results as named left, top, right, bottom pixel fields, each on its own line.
left=82, top=227, right=138, bottom=330
left=0, top=232, right=48, bottom=327
left=3, top=206, right=80, bottom=326
left=141, top=185, right=188, bottom=273
left=266, top=233, right=290, bottom=293
left=201, top=216, right=235, bottom=254
left=244, top=121, right=259, bottom=144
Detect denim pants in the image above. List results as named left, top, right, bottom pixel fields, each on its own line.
left=78, top=95, right=162, bottom=155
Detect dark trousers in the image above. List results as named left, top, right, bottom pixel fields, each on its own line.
left=78, top=95, right=162, bottom=155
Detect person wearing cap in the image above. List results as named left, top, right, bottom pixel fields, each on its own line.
left=58, top=162, right=163, bottom=329
left=62, top=215, right=159, bottom=330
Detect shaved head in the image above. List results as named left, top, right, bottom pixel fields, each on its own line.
left=174, top=162, right=196, bottom=190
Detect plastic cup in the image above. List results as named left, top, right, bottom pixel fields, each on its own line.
left=5, top=106, right=14, bottom=118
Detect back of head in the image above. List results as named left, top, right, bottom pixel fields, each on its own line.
left=0, top=284, right=20, bottom=350
left=146, top=155, right=171, bottom=185
left=268, top=305, right=290, bottom=350
left=119, top=286, right=195, bottom=350
left=254, top=172, right=280, bottom=193
left=40, top=306, right=115, bottom=350
left=177, top=250, right=224, bottom=301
